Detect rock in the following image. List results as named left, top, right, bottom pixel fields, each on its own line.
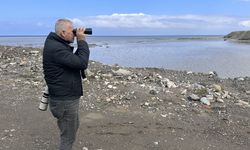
left=29, top=51, right=39, bottom=55
left=206, top=95, right=214, bottom=100
left=160, top=114, right=167, bottom=117
left=214, top=92, right=221, bottom=97
left=155, top=74, right=162, bottom=79
left=86, top=69, right=95, bottom=77
left=209, top=71, right=217, bottom=77
left=200, top=97, right=211, bottom=105
left=107, top=85, right=113, bottom=89
left=181, top=89, right=187, bottom=95
left=216, top=98, right=224, bottom=103
left=235, top=100, right=250, bottom=107
left=1, top=64, right=8, bottom=69
left=161, top=78, right=177, bottom=88
left=82, top=147, right=88, bottom=150
left=106, top=98, right=111, bottom=102
left=188, top=94, right=200, bottom=101
left=237, top=77, right=245, bottom=81
left=222, top=91, right=230, bottom=99
left=246, top=91, right=250, bottom=95
left=212, top=84, right=222, bottom=92
left=112, top=68, right=132, bottom=76
left=149, top=88, right=158, bottom=95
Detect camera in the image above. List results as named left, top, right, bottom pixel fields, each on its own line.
left=38, top=86, right=49, bottom=111
left=72, top=28, right=92, bottom=35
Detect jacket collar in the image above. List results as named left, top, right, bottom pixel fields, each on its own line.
left=47, top=32, right=72, bottom=45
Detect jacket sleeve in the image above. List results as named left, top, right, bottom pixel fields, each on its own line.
left=53, top=40, right=90, bottom=70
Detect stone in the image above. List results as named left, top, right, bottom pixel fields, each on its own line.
left=160, top=114, right=167, bottom=117
left=82, top=147, right=88, bottom=150
left=144, top=102, right=150, bottom=106
left=149, top=88, right=158, bottom=95
left=235, top=100, right=250, bottom=107
left=29, top=51, right=39, bottom=55
left=161, top=78, right=177, bottom=88
left=222, top=91, right=230, bottom=99
left=86, top=69, right=95, bottom=77
left=188, top=94, right=200, bottom=101
left=107, top=85, right=113, bottom=89
left=237, top=77, right=244, bottom=81
left=200, top=97, right=211, bottom=105
left=216, top=98, right=224, bottom=103
left=209, top=71, right=217, bottom=77
left=112, top=68, right=132, bottom=76
left=246, top=91, right=250, bottom=95
left=1, top=64, right=8, bottom=69
left=213, top=84, right=222, bottom=92
left=206, top=95, right=214, bottom=100
left=181, top=89, right=187, bottom=95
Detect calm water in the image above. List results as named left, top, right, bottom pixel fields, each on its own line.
left=1, top=35, right=250, bottom=78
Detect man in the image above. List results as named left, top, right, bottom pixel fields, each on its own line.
left=43, top=19, right=90, bottom=150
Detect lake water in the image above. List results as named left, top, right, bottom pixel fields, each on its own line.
left=1, top=35, right=250, bottom=78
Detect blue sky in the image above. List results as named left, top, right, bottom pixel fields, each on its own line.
left=1, top=0, right=250, bottom=35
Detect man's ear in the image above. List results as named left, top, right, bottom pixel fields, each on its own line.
left=60, top=31, right=65, bottom=38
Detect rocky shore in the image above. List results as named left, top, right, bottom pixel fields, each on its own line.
left=0, top=45, right=250, bottom=150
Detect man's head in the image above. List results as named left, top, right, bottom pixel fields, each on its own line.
left=55, top=19, right=74, bottom=43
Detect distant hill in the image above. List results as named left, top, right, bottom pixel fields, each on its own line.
left=224, top=30, right=250, bottom=41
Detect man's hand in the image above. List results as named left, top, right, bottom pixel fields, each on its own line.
left=76, top=28, right=86, bottom=41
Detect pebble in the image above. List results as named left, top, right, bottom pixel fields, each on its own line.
left=160, top=114, right=167, bottom=117
left=181, top=89, right=187, bottom=95
left=216, top=98, right=224, bottom=103
left=200, top=97, right=211, bottom=105
left=188, top=94, right=200, bottom=101
left=144, top=102, right=150, bottom=106
left=235, top=100, right=250, bottom=107
left=82, top=147, right=88, bottom=150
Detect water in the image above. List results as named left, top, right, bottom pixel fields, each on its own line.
left=1, top=35, right=250, bottom=78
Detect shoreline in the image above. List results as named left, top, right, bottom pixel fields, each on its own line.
left=1, top=44, right=249, bottom=79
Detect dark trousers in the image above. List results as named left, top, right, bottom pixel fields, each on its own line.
left=49, top=98, right=80, bottom=150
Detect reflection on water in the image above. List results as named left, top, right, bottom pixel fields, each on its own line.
left=1, top=35, right=250, bottom=78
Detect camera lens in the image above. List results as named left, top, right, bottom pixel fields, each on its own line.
left=84, top=28, right=92, bottom=35
left=72, top=28, right=92, bottom=35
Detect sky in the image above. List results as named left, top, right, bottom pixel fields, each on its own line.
left=1, top=0, right=250, bottom=35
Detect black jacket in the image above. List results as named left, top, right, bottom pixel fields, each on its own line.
left=43, top=32, right=90, bottom=100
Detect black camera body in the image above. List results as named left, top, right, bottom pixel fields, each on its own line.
left=73, top=28, right=92, bottom=35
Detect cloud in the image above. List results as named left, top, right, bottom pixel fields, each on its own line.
left=239, top=20, right=250, bottom=27
left=70, top=13, right=236, bottom=30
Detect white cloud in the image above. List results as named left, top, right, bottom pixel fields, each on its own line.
left=70, top=13, right=236, bottom=29
left=239, top=20, right=250, bottom=27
